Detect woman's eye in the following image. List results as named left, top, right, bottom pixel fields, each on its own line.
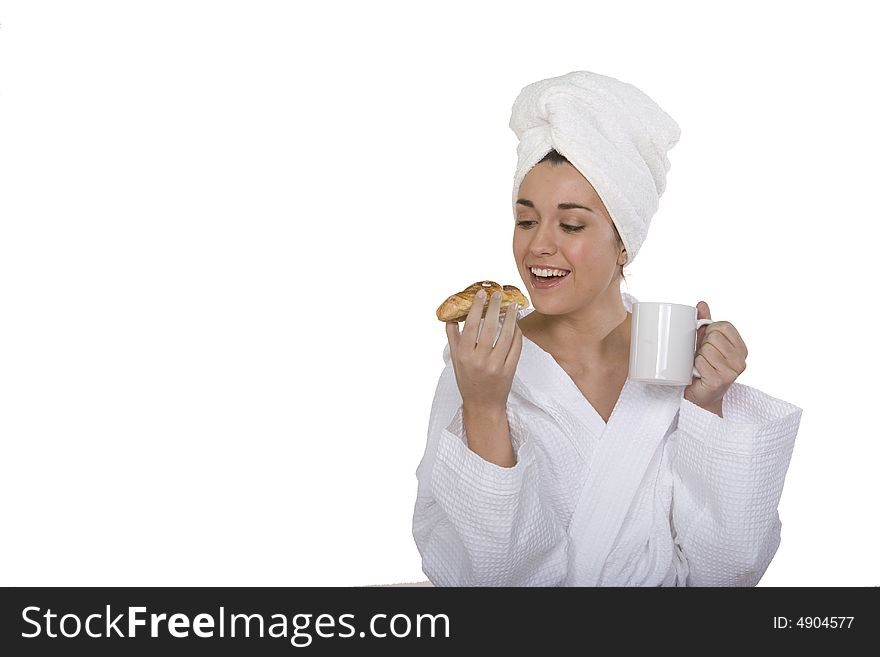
left=516, top=220, right=585, bottom=232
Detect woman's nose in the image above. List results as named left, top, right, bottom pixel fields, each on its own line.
left=529, top=225, right=558, bottom=255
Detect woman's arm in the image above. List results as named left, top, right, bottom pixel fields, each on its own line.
left=668, top=382, right=802, bottom=586
left=412, top=355, right=570, bottom=586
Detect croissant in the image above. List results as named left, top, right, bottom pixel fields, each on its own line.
left=436, top=280, right=529, bottom=323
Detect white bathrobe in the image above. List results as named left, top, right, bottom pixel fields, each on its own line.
left=412, top=292, right=803, bottom=586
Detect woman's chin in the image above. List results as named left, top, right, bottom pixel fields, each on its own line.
left=530, top=301, right=560, bottom=315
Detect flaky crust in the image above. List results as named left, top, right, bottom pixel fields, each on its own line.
left=436, top=280, right=529, bottom=323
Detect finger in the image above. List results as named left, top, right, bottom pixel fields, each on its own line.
left=704, top=330, right=736, bottom=360
left=460, top=290, right=487, bottom=347
left=707, top=329, right=747, bottom=369
left=701, top=339, right=743, bottom=379
left=494, top=303, right=519, bottom=353
left=700, top=340, right=726, bottom=368
left=696, top=301, right=711, bottom=321
left=716, top=321, right=748, bottom=358
left=446, top=321, right=461, bottom=356
left=505, top=322, right=523, bottom=371
left=476, top=290, right=503, bottom=354
left=698, top=342, right=741, bottom=385
left=704, top=325, right=747, bottom=364
left=693, top=353, right=721, bottom=388
left=696, top=301, right=712, bottom=346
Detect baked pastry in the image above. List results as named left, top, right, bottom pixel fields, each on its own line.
left=436, top=281, right=529, bottom=323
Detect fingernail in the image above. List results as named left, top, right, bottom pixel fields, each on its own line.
left=477, top=290, right=486, bottom=299
left=492, top=291, right=501, bottom=300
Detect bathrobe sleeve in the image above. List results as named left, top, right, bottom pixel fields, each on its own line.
left=668, top=381, right=802, bottom=586
left=411, top=347, right=569, bottom=586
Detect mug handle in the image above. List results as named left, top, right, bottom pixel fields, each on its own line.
left=691, top=318, right=715, bottom=379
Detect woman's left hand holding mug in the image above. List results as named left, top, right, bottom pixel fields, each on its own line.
left=683, top=301, right=749, bottom=417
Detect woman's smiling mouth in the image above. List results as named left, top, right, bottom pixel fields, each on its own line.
left=528, top=265, right=570, bottom=290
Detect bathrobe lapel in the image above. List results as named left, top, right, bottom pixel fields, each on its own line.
left=514, top=331, right=682, bottom=586
left=512, top=337, right=606, bottom=461
left=511, top=291, right=641, bottom=445
left=564, top=379, right=681, bottom=585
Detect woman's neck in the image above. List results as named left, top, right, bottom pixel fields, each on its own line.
left=519, top=302, right=631, bottom=371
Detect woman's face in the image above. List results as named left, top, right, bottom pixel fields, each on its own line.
left=512, top=161, right=623, bottom=315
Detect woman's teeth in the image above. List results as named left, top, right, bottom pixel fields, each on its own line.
left=530, top=267, right=569, bottom=277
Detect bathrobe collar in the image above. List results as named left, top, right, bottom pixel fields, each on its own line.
left=512, top=290, right=642, bottom=441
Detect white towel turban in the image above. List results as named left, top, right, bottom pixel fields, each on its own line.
left=509, top=71, right=681, bottom=264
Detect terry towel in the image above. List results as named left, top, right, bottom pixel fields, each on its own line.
left=509, top=71, right=681, bottom=264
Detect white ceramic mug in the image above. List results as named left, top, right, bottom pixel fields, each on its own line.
left=628, top=302, right=714, bottom=386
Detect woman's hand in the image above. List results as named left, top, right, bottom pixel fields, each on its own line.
left=446, top=289, right=523, bottom=413
left=684, top=301, right=748, bottom=417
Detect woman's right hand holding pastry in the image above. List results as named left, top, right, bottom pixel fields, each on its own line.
left=445, top=290, right=523, bottom=467
left=446, top=289, right=523, bottom=412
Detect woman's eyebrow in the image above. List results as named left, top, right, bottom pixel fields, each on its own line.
left=558, top=202, right=595, bottom=213
left=516, top=199, right=595, bottom=213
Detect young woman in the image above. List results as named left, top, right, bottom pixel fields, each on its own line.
left=412, top=71, right=802, bottom=586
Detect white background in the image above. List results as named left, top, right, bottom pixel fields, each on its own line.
left=1, top=1, right=877, bottom=587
